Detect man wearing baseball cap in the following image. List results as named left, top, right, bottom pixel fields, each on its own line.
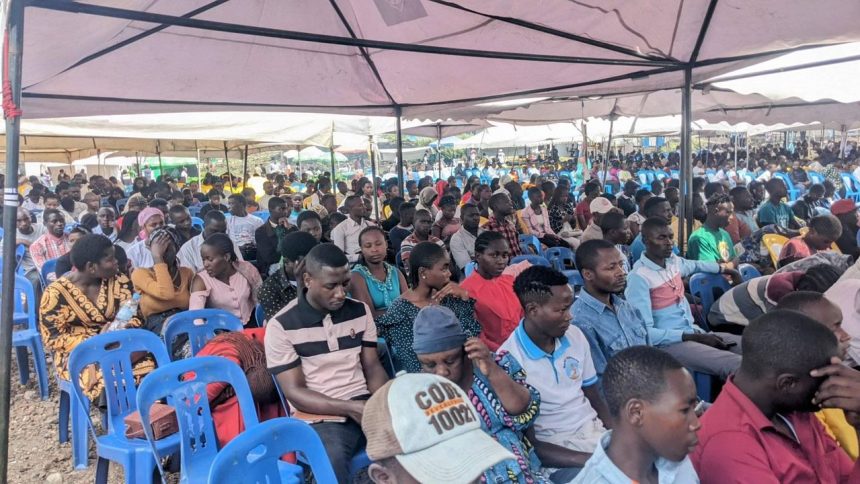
left=362, top=372, right=515, bottom=484
left=580, top=196, right=615, bottom=243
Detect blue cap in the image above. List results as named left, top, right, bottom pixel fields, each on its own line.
left=412, top=305, right=468, bottom=355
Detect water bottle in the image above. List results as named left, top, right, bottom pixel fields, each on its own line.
left=107, top=293, right=141, bottom=331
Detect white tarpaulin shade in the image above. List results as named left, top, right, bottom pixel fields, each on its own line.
left=15, top=0, right=860, bottom=120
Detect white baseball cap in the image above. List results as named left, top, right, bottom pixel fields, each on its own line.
left=590, top=196, right=614, bottom=214
left=362, top=373, right=514, bottom=483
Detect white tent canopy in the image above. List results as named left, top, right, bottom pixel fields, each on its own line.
left=15, top=1, right=860, bottom=120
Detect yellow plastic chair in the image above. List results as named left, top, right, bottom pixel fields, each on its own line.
left=762, top=234, right=789, bottom=267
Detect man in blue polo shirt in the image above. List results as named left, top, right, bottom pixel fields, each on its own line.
left=500, top=265, right=612, bottom=482
left=572, top=239, right=648, bottom=378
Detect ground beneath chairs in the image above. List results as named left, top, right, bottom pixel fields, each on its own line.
left=8, top=354, right=129, bottom=483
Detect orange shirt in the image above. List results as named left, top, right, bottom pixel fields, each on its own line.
left=460, top=261, right=530, bottom=351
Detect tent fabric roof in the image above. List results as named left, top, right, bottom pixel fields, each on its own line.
left=17, top=0, right=860, bottom=119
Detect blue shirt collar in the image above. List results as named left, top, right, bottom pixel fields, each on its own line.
left=639, top=253, right=677, bottom=271
left=514, top=320, right=570, bottom=360
left=590, top=431, right=687, bottom=483
left=577, top=288, right=616, bottom=314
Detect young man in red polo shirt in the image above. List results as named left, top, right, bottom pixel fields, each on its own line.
left=692, top=309, right=860, bottom=483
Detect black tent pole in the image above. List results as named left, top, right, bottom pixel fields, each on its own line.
left=679, top=68, right=693, bottom=254
left=0, top=1, right=25, bottom=481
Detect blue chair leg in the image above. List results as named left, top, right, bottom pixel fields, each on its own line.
left=95, top=457, right=110, bottom=484
left=71, top=395, right=89, bottom=470
left=349, top=449, right=372, bottom=479
left=15, top=346, right=29, bottom=385
left=128, top=451, right=158, bottom=484
left=58, top=389, right=70, bottom=444
left=32, top=341, right=49, bottom=400
left=694, top=372, right=713, bottom=402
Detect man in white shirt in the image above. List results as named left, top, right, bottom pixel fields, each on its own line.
left=15, top=207, right=46, bottom=297
left=226, top=193, right=264, bottom=254
left=449, top=204, right=481, bottom=272
left=178, top=210, right=244, bottom=273
left=330, top=195, right=373, bottom=263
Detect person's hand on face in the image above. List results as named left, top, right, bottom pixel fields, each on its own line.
left=150, top=233, right=170, bottom=262
left=464, top=337, right=495, bottom=376
left=811, top=357, right=860, bottom=426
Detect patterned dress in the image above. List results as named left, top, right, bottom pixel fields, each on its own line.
left=472, top=351, right=549, bottom=483
left=39, top=275, right=155, bottom=400
left=377, top=296, right=480, bottom=373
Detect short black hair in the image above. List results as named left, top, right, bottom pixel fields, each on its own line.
left=603, top=346, right=685, bottom=417
left=775, top=291, right=830, bottom=312
left=204, top=209, right=226, bottom=225
left=413, top=209, right=432, bottom=222
left=584, top=181, right=601, bottom=196
left=168, top=204, right=189, bottom=217
left=279, top=230, right=319, bottom=262
left=741, top=310, right=837, bottom=378
left=228, top=194, right=246, bottom=207
left=268, top=196, right=287, bottom=211
left=408, top=241, right=448, bottom=288
left=705, top=192, right=732, bottom=207
left=488, top=193, right=509, bottom=211
left=765, top=177, right=785, bottom=193
left=513, top=265, right=569, bottom=308
left=634, top=189, right=653, bottom=204
left=796, top=264, right=842, bottom=292
left=808, top=183, right=825, bottom=196
left=527, top=186, right=542, bottom=198
left=598, top=211, right=626, bottom=232
left=704, top=182, right=725, bottom=200
left=808, top=214, right=842, bottom=240
left=297, top=210, right=321, bottom=227
left=729, top=186, right=749, bottom=198
left=70, top=234, right=114, bottom=271
left=438, top=195, right=457, bottom=208
left=305, top=242, right=349, bottom=273
left=202, top=233, right=237, bottom=262
left=207, top=188, right=222, bottom=198
left=344, top=195, right=362, bottom=208
left=149, top=198, right=168, bottom=210
left=640, top=216, right=670, bottom=238
left=575, top=239, right=618, bottom=273
left=642, top=196, right=669, bottom=217
left=42, top=208, right=63, bottom=224
left=474, top=230, right=505, bottom=254
left=398, top=201, right=416, bottom=217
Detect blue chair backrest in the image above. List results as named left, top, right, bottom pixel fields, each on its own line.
left=464, top=260, right=476, bottom=277
left=510, top=255, right=551, bottom=267
left=5, top=274, right=36, bottom=329
left=563, top=269, right=584, bottom=288
left=807, top=171, right=825, bottom=185
left=255, top=303, right=265, bottom=327
left=191, top=216, right=204, bottom=232
left=841, top=173, right=857, bottom=192
left=40, top=258, right=59, bottom=286
left=395, top=249, right=404, bottom=271
left=518, top=234, right=541, bottom=256
left=163, top=309, right=244, bottom=360
left=253, top=211, right=270, bottom=223
left=116, top=198, right=129, bottom=213
left=137, top=356, right=259, bottom=480
left=208, top=417, right=337, bottom=484
left=68, top=329, right=170, bottom=434
left=738, top=263, right=761, bottom=282
left=689, top=273, right=732, bottom=329
left=544, top=246, right=575, bottom=271
left=637, top=171, right=649, bottom=185
left=774, top=172, right=794, bottom=188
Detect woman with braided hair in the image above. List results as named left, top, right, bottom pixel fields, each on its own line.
left=197, top=328, right=286, bottom=446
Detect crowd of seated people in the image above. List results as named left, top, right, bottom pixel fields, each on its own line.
left=8, top=152, right=860, bottom=483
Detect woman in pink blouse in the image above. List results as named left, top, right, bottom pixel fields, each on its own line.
left=189, top=233, right=262, bottom=325
left=521, top=187, right=572, bottom=249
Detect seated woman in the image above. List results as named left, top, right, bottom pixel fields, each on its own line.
left=189, top=233, right=262, bottom=325
left=130, top=227, right=194, bottom=333
left=460, top=231, right=531, bottom=351
left=113, top=210, right=140, bottom=253
left=430, top=195, right=462, bottom=242
left=54, top=225, right=92, bottom=279
left=349, top=226, right=407, bottom=320
left=412, top=306, right=547, bottom=483
left=127, top=207, right=166, bottom=269
left=522, top=187, right=571, bottom=249
left=196, top=328, right=286, bottom=447
left=378, top=241, right=479, bottom=373
left=39, top=234, right=154, bottom=400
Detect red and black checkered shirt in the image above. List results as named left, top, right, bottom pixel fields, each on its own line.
left=482, top=216, right=522, bottom=256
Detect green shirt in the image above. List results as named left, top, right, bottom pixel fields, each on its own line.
left=757, top=201, right=794, bottom=228
left=687, top=226, right=736, bottom=262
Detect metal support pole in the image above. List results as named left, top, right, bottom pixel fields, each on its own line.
left=582, top=114, right=590, bottom=184
left=679, top=68, right=693, bottom=254
left=395, top=106, right=405, bottom=196
left=242, top=144, right=248, bottom=190
left=156, top=140, right=164, bottom=182
left=223, top=141, right=234, bottom=192
left=733, top=132, right=739, bottom=172
left=602, top=118, right=614, bottom=190
left=195, top=148, right=201, bottom=185
left=0, top=1, right=25, bottom=479
left=436, top=123, right=442, bottom=180
left=369, top=135, right=380, bottom=221
left=329, top=122, right=337, bottom=182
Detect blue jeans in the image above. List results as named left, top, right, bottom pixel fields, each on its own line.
left=312, top=419, right=366, bottom=483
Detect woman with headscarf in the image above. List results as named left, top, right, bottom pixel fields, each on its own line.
left=125, top=207, right=165, bottom=269
left=189, top=233, right=262, bottom=325
left=415, top=186, right=438, bottom=219
left=130, top=226, right=194, bottom=333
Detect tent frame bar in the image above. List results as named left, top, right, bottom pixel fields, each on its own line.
left=695, top=54, right=860, bottom=87
left=27, top=0, right=676, bottom=68
left=678, top=67, right=693, bottom=254
left=395, top=106, right=404, bottom=195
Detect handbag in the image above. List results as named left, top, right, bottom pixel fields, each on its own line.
left=124, top=403, right=178, bottom=440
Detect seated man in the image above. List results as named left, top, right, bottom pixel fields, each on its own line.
left=776, top=291, right=858, bottom=460
left=257, top=231, right=318, bottom=324
left=574, top=346, right=701, bottom=483
left=330, top=195, right=374, bottom=264
left=692, top=310, right=860, bottom=483
left=361, top=373, right=515, bottom=484
left=254, top=196, right=293, bottom=277
left=226, top=194, right=264, bottom=260
left=629, top=197, right=675, bottom=263
left=265, top=243, right=389, bottom=483
left=778, top=214, right=842, bottom=267
left=500, top=266, right=611, bottom=482
left=572, top=239, right=648, bottom=378
left=482, top=193, right=523, bottom=257
left=626, top=217, right=743, bottom=379
left=177, top=210, right=243, bottom=273
left=792, top=183, right=825, bottom=223
left=708, top=265, right=841, bottom=329
left=686, top=193, right=736, bottom=263
left=757, top=178, right=799, bottom=230
left=399, top=209, right=444, bottom=273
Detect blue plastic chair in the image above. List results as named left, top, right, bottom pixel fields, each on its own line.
left=563, top=269, right=584, bottom=289
left=137, top=356, right=261, bottom=484
left=773, top=173, right=800, bottom=201
left=2, top=275, right=49, bottom=400
left=463, top=260, right=477, bottom=277
left=40, top=257, right=59, bottom=287
left=544, top=246, right=575, bottom=271
left=518, top=234, right=542, bottom=256
left=188, top=205, right=202, bottom=218
left=208, top=417, right=335, bottom=484
left=377, top=337, right=397, bottom=378
left=694, top=372, right=714, bottom=402
left=255, top=303, right=266, bottom=327
left=57, top=375, right=90, bottom=469
left=115, top=198, right=129, bottom=213
left=738, top=263, right=761, bottom=282
left=67, top=329, right=180, bottom=484
left=254, top=210, right=270, bottom=223
left=162, top=309, right=244, bottom=360
left=807, top=171, right=825, bottom=185
left=510, top=255, right=551, bottom=267
left=689, top=273, right=732, bottom=331
left=841, top=173, right=860, bottom=202
left=191, top=216, right=204, bottom=232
